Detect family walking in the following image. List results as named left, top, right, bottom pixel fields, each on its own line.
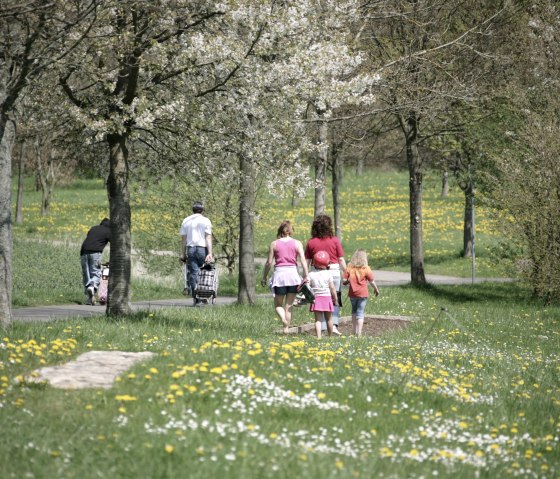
left=262, top=214, right=380, bottom=337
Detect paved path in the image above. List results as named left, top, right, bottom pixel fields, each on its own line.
left=12, top=270, right=512, bottom=323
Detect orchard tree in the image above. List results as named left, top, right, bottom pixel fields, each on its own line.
left=482, top=1, right=560, bottom=301
left=121, top=1, right=369, bottom=304
left=0, top=0, right=96, bottom=327
left=57, top=1, right=277, bottom=315
left=358, top=0, right=508, bottom=285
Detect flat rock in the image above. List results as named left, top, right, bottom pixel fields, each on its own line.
left=25, top=350, right=155, bottom=389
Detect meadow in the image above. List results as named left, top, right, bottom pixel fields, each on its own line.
left=12, top=169, right=509, bottom=306
left=1, top=282, right=559, bottom=478
left=7, top=169, right=559, bottom=478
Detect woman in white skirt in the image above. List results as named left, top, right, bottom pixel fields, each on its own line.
left=261, top=220, right=309, bottom=334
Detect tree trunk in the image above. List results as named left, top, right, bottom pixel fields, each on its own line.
left=462, top=180, right=474, bottom=258
left=403, top=113, right=426, bottom=285
left=355, top=157, right=364, bottom=176
left=331, top=148, right=342, bottom=240
left=16, top=141, right=25, bottom=224
left=106, top=133, right=132, bottom=316
left=441, top=170, right=449, bottom=197
left=0, top=118, right=15, bottom=327
left=34, top=139, right=55, bottom=216
left=314, top=118, right=328, bottom=217
left=291, top=190, right=300, bottom=208
left=238, top=154, right=256, bottom=304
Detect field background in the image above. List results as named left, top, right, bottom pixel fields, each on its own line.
left=3, top=169, right=559, bottom=478
left=12, top=169, right=510, bottom=307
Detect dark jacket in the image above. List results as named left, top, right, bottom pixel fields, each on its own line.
left=80, top=219, right=111, bottom=255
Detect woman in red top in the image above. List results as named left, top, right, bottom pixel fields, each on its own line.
left=261, top=220, right=309, bottom=334
left=304, top=214, right=346, bottom=335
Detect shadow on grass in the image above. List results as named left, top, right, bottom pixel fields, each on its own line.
left=401, top=281, right=535, bottom=307
left=99, top=302, right=273, bottom=337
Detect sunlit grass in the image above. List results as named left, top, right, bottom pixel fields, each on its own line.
left=1, top=284, right=558, bottom=478
left=12, top=168, right=511, bottom=307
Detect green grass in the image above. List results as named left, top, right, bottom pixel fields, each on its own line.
left=11, top=168, right=513, bottom=306
left=1, top=283, right=559, bottom=478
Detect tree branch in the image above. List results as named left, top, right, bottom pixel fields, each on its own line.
left=196, top=23, right=265, bottom=97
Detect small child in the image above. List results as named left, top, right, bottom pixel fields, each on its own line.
left=342, top=249, right=380, bottom=336
left=308, top=250, right=338, bottom=338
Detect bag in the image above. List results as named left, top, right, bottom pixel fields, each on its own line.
left=294, top=281, right=315, bottom=307
left=98, top=264, right=109, bottom=305
left=195, top=262, right=219, bottom=303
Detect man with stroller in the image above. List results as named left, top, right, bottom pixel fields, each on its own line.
left=180, top=201, right=213, bottom=306
left=80, top=218, right=111, bottom=305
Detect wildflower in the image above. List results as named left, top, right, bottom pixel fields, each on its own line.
left=115, top=395, right=137, bottom=401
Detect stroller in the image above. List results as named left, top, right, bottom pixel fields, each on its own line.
left=97, top=263, right=110, bottom=305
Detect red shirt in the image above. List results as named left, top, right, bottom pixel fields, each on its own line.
left=304, top=236, right=344, bottom=264
left=343, top=266, right=374, bottom=298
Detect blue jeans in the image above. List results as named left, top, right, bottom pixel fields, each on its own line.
left=187, top=246, right=207, bottom=298
left=81, top=252, right=102, bottom=293
left=350, top=297, right=367, bottom=320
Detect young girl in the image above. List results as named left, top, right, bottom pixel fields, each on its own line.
left=342, top=249, right=380, bottom=336
left=308, top=250, right=338, bottom=338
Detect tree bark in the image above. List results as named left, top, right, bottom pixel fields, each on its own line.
left=356, top=157, right=364, bottom=176
left=35, top=139, right=56, bottom=216
left=106, top=133, right=132, bottom=316
left=314, top=117, right=328, bottom=217
left=238, top=154, right=256, bottom=304
left=0, top=118, right=15, bottom=327
left=441, top=170, right=449, bottom=197
left=16, top=141, right=25, bottom=225
left=403, top=113, right=427, bottom=285
left=291, top=190, right=300, bottom=208
left=462, top=180, right=474, bottom=258
left=331, top=147, right=342, bottom=240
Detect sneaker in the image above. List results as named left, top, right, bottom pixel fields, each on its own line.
left=332, top=326, right=342, bottom=336
left=86, top=286, right=95, bottom=305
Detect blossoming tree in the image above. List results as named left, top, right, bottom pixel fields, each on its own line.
left=0, top=0, right=97, bottom=327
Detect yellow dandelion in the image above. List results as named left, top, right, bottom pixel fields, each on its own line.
left=115, top=394, right=137, bottom=401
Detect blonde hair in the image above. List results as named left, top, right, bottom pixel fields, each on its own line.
left=276, top=220, right=294, bottom=238
left=349, top=249, right=368, bottom=268
left=347, top=249, right=370, bottom=280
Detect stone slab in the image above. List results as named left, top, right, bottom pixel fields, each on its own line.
left=25, top=350, right=155, bottom=389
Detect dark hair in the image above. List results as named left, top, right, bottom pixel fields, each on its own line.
left=192, top=201, right=204, bottom=214
left=276, top=220, right=294, bottom=239
left=100, top=218, right=110, bottom=226
left=310, top=214, right=334, bottom=239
